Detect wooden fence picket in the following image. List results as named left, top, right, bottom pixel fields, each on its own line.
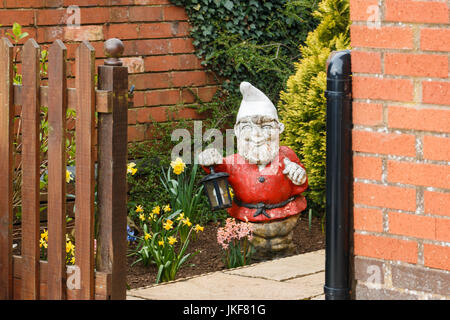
left=47, top=40, right=68, bottom=300
left=0, top=37, right=14, bottom=300
left=21, top=38, right=41, bottom=300
left=74, top=41, right=96, bottom=300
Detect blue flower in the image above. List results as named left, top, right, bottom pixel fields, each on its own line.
left=127, top=225, right=136, bottom=242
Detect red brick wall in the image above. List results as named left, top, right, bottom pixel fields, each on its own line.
left=350, top=0, right=450, bottom=299
left=0, top=0, right=216, bottom=143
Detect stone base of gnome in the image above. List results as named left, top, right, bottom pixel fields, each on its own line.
left=249, top=214, right=299, bottom=261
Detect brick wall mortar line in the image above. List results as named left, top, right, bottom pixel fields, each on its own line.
left=351, top=21, right=450, bottom=29
left=354, top=177, right=450, bottom=192
left=353, top=125, right=450, bottom=137
left=354, top=72, right=450, bottom=82
left=415, top=134, right=424, bottom=160
left=381, top=156, right=388, bottom=184
left=382, top=207, right=389, bottom=232
left=413, top=79, right=421, bottom=103
left=415, top=187, right=425, bottom=215
left=353, top=151, right=450, bottom=165
left=418, top=240, right=425, bottom=265
left=353, top=47, right=450, bottom=55
left=353, top=98, right=450, bottom=110
left=381, top=102, right=388, bottom=126
left=355, top=229, right=450, bottom=246
left=354, top=203, right=450, bottom=219
left=413, top=24, right=420, bottom=52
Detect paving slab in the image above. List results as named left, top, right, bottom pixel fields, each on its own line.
left=285, top=272, right=325, bottom=298
left=127, top=250, right=326, bottom=300
left=225, top=249, right=325, bottom=281
left=128, top=272, right=324, bottom=300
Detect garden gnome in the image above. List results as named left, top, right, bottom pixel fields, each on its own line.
left=198, top=82, right=308, bottom=260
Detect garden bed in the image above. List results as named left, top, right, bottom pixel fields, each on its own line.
left=126, top=213, right=325, bottom=289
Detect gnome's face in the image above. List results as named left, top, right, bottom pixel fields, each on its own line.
left=235, top=115, right=284, bottom=165
left=234, top=82, right=284, bottom=165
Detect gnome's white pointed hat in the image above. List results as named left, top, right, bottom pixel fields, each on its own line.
left=236, top=82, right=278, bottom=123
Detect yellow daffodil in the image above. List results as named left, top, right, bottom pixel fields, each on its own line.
left=144, top=233, right=151, bottom=241
left=163, top=219, right=174, bottom=230
left=152, top=206, right=161, bottom=215
left=194, top=224, right=204, bottom=233
left=182, top=217, right=192, bottom=227
left=66, top=241, right=74, bottom=253
left=176, top=212, right=185, bottom=221
left=139, top=213, right=145, bottom=222
left=127, top=162, right=137, bottom=175
left=158, top=240, right=164, bottom=246
left=163, top=204, right=171, bottom=213
left=168, top=236, right=177, bottom=245
left=148, top=213, right=155, bottom=221
left=39, top=238, right=48, bottom=249
left=41, top=229, right=48, bottom=241
left=135, top=205, right=144, bottom=213
left=170, top=157, right=186, bottom=175
left=70, top=257, right=75, bottom=264
left=66, top=170, right=73, bottom=183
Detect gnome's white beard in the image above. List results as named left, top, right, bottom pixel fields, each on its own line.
left=237, top=136, right=279, bottom=166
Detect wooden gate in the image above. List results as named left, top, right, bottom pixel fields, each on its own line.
left=0, top=37, right=129, bottom=300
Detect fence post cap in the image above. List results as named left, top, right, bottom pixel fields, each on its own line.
left=104, top=38, right=124, bottom=66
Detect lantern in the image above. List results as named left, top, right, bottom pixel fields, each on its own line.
left=200, top=166, right=233, bottom=211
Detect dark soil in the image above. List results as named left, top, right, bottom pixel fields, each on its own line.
left=126, top=214, right=325, bottom=289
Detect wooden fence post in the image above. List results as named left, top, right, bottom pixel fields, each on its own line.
left=96, top=38, right=128, bottom=300
left=0, top=37, right=14, bottom=300
left=21, top=39, right=41, bottom=300
left=47, top=40, right=68, bottom=300
left=75, top=41, right=96, bottom=300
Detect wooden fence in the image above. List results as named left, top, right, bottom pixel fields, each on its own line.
left=0, top=37, right=129, bottom=300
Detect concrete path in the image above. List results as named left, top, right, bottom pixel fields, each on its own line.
left=127, top=249, right=325, bottom=300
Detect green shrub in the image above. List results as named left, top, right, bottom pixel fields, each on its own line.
left=278, top=0, right=350, bottom=214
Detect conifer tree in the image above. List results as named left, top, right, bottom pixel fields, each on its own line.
left=278, top=0, right=350, bottom=213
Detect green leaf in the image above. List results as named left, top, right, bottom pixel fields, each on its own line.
left=156, top=264, right=164, bottom=284
left=18, top=32, right=29, bottom=40
left=12, top=22, right=21, bottom=37
left=223, top=0, right=233, bottom=11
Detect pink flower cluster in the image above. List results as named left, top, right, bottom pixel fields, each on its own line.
left=217, top=218, right=254, bottom=250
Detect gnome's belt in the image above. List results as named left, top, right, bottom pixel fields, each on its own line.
left=233, top=195, right=299, bottom=219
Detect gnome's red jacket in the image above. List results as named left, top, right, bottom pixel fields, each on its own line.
left=203, top=146, right=308, bottom=222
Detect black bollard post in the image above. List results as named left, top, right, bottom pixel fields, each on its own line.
left=324, top=50, right=352, bottom=300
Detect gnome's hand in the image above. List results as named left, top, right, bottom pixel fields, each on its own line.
left=282, top=158, right=307, bottom=185
left=198, top=148, right=223, bottom=167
